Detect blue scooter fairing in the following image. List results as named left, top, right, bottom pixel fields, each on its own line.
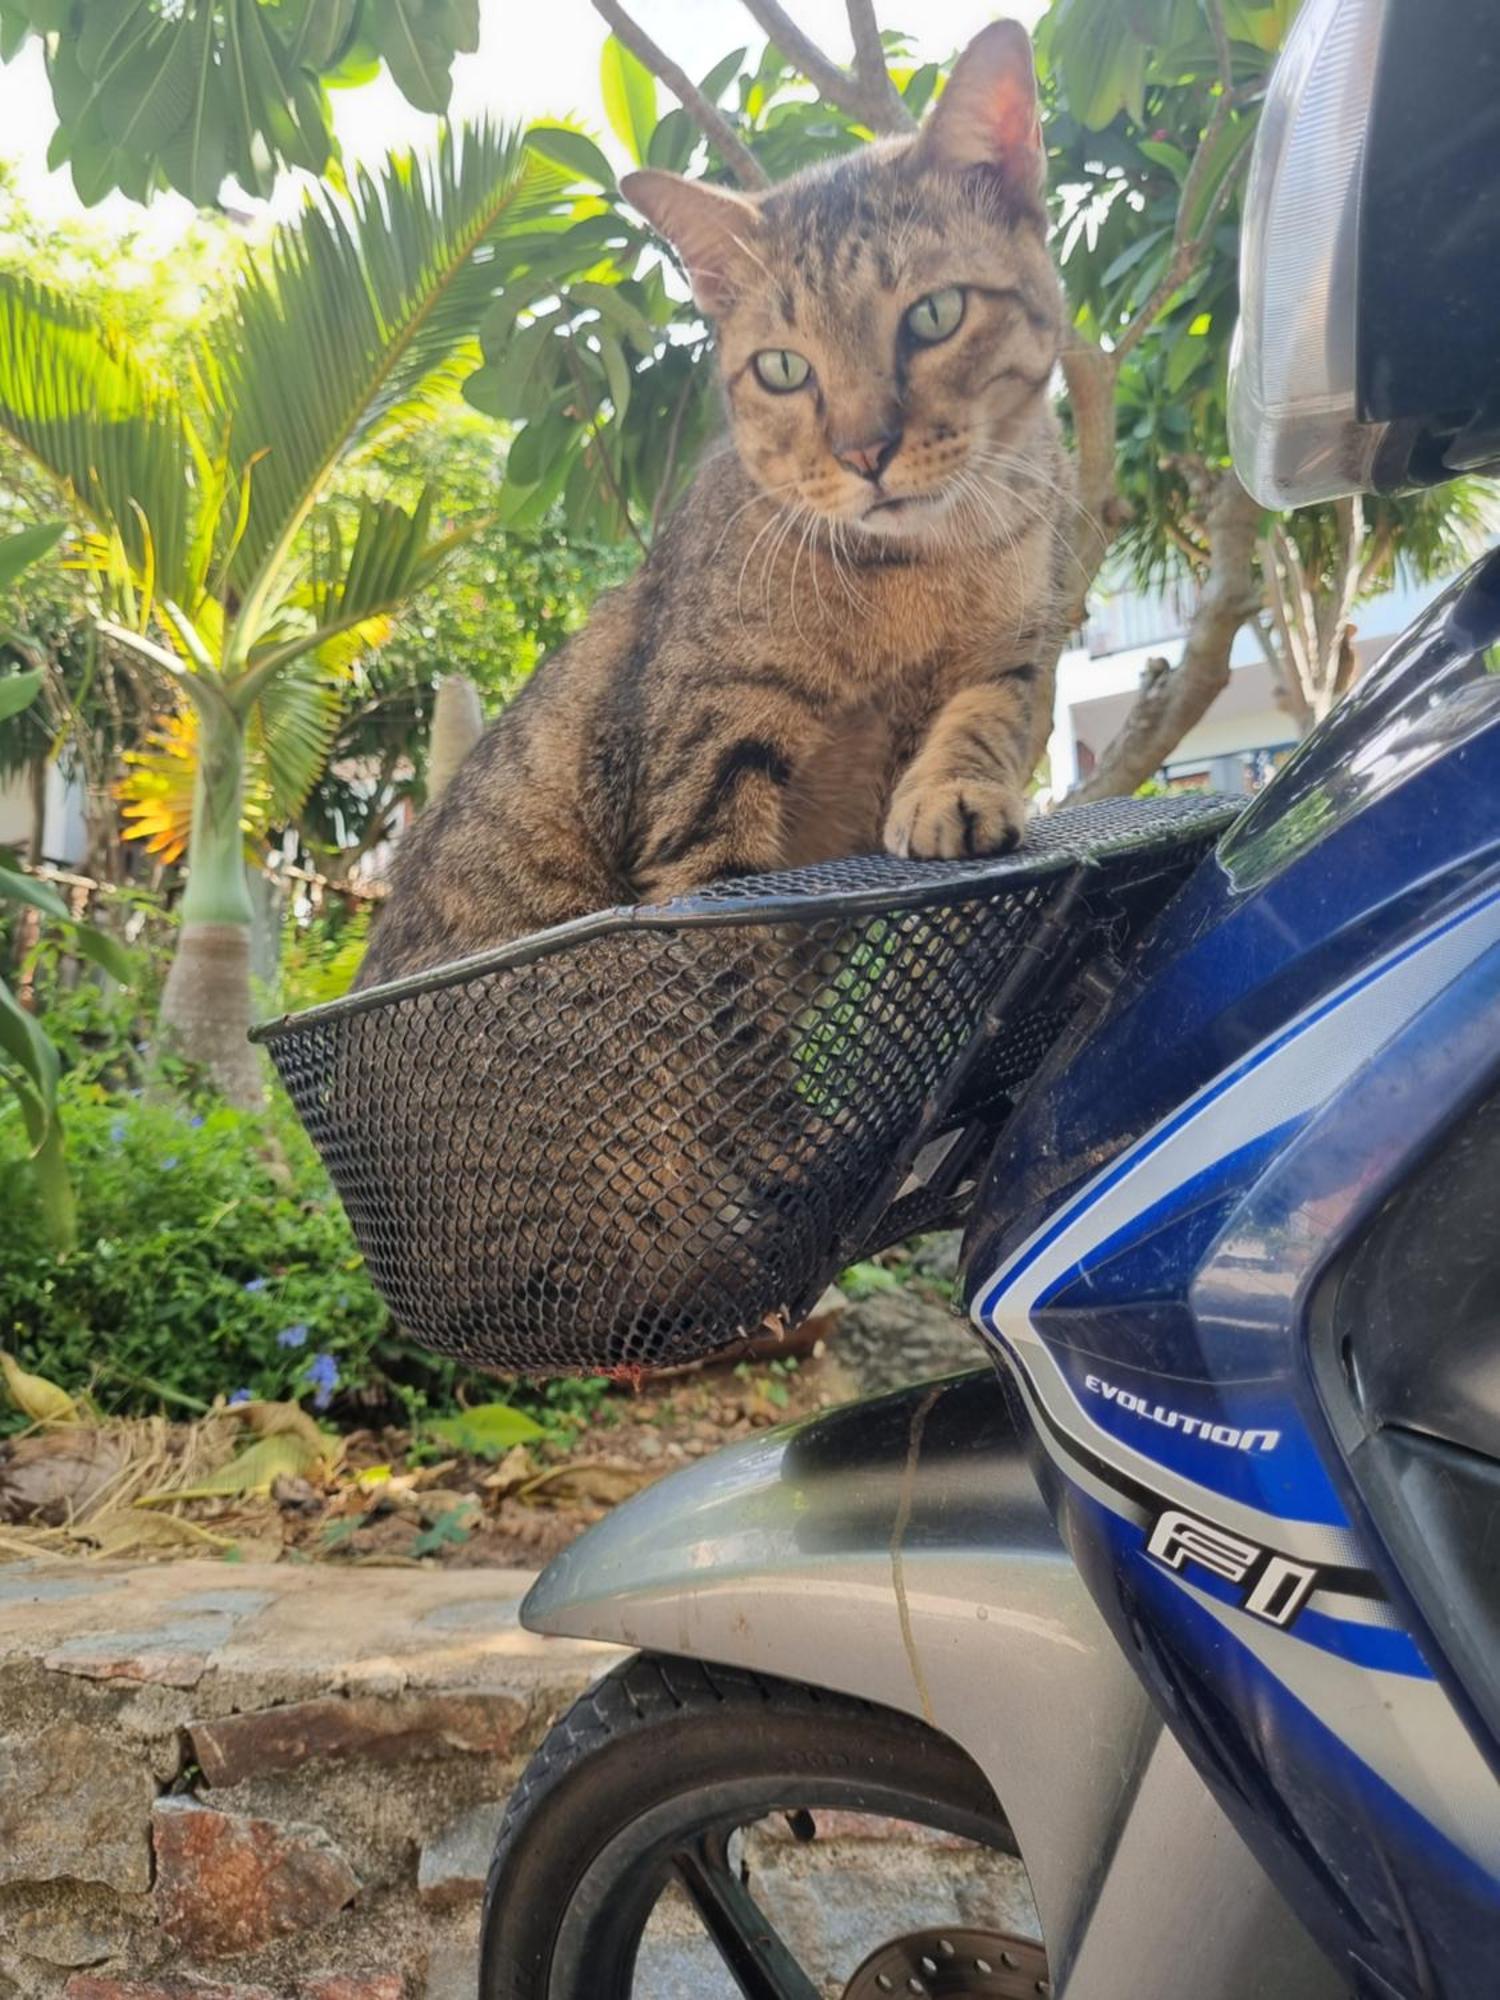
left=967, top=546, right=1500, bottom=1998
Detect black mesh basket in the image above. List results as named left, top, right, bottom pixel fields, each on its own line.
left=256, top=793, right=1237, bottom=1375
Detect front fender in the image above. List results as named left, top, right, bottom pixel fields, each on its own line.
left=524, top=1369, right=1340, bottom=1998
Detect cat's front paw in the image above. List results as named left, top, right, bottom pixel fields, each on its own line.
left=884, top=776, right=1026, bottom=861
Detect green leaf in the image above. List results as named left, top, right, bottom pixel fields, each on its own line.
left=525, top=122, right=616, bottom=191
left=410, top=1500, right=478, bottom=1556
left=0, top=520, right=64, bottom=593
left=0, top=852, right=71, bottom=920
left=0, top=272, right=197, bottom=603
left=600, top=34, right=657, bottom=164
left=425, top=1401, right=546, bottom=1458
left=646, top=106, right=695, bottom=172
left=157, top=0, right=227, bottom=203
left=698, top=47, right=747, bottom=104
left=572, top=279, right=657, bottom=352
left=1165, top=325, right=1208, bottom=394
left=598, top=332, right=631, bottom=419
left=0, top=975, right=59, bottom=1131
left=207, top=122, right=569, bottom=635
left=1100, top=224, right=1170, bottom=290
left=0, top=667, right=44, bottom=722
left=1138, top=138, right=1191, bottom=183
left=367, top=0, right=457, bottom=114
left=63, top=923, right=135, bottom=984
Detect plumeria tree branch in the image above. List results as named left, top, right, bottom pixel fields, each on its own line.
left=590, top=0, right=770, bottom=186
left=738, top=0, right=913, bottom=133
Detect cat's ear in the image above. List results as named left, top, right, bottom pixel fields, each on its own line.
left=622, top=170, right=765, bottom=315
left=918, top=20, right=1046, bottom=198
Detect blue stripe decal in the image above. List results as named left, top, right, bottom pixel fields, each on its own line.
left=1031, top=1120, right=1300, bottom=1311
left=975, top=881, right=1500, bottom=1327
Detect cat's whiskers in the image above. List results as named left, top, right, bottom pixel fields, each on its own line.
left=736, top=498, right=796, bottom=627
left=951, top=468, right=1034, bottom=644
left=758, top=498, right=808, bottom=629
left=972, top=446, right=1112, bottom=557
left=714, top=479, right=799, bottom=565
left=826, top=518, right=871, bottom=614
left=969, top=453, right=1104, bottom=598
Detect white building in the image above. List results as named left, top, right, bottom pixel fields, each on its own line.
left=1049, top=565, right=1451, bottom=798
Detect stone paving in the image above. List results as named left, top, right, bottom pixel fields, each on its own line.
left=0, top=1558, right=1038, bottom=1999
left=0, top=1562, right=611, bottom=2000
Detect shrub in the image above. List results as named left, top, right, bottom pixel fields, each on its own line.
left=0, top=1080, right=415, bottom=1424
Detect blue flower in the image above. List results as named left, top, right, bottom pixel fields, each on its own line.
left=160, top=1155, right=179, bottom=1170
left=305, top=1351, right=339, bottom=1411
left=243, top=1277, right=268, bottom=1294
left=276, top=1323, right=309, bottom=1349
left=188, top=1114, right=204, bottom=1129
left=228, top=1387, right=253, bottom=1406
left=109, top=1118, right=127, bottom=1145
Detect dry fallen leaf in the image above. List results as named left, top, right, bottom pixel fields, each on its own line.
left=519, top=1459, right=660, bottom=1507
left=0, top=1429, right=130, bottom=1524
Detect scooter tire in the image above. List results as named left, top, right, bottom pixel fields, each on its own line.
left=480, top=1649, right=1020, bottom=2000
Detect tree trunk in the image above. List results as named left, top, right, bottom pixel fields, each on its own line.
left=1070, top=472, right=1264, bottom=802
left=157, top=692, right=264, bottom=1107
left=427, top=674, right=484, bottom=805
left=26, top=753, right=47, bottom=865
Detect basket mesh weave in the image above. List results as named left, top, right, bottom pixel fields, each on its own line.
left=258, top=793, right=1236, bottom=1373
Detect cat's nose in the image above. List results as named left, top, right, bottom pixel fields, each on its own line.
left=834, top=430, right=902, bottom=482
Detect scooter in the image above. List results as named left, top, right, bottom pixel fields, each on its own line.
left=262, top=1, right=1500, bottom=1992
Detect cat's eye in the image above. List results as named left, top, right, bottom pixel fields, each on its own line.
left=753, top=348, right=812, bottom=393
left=905, top=287, right=966, bottom=345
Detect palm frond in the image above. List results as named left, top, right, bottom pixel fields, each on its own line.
left=250, top=657, right=347, bottom=822
left=0, top=272, right=199, bottom=607
left=235, top=490, right=476, bottom=697
left=206, top=120, right=569, bottom=637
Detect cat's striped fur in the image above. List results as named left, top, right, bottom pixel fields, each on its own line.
left=359, top=20, right=1072, bottom=986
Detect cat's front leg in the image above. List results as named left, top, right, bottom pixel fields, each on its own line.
left=884, top=676, right=1035, bottom=861
left=635, top=708, right=826, bottom=903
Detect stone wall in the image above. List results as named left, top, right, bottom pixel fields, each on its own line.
left=0, top=1563, right=614, bottom=2000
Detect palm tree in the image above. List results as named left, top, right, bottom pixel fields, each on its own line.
left=0, top=124, right=564, bottom=1103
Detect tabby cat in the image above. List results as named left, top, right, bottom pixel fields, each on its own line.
left=357, top=18, right=1072, bottom=988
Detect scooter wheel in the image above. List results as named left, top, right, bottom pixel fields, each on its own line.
left=480, top=1650, right=1037, bottom=1999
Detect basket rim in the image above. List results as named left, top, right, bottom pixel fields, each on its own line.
left=253, top=792, right=1240, bottom=1045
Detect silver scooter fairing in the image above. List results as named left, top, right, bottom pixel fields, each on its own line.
left=523, top=1369, right=1344, bottom=1999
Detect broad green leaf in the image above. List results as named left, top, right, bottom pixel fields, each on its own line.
left=572, top=279, right=657, bottom=352
left=279, top=0, right=360, bottom=71
left=1100, top=224, right=1170, bottom=291
left=425, top=1401, right=546, bottom=1457
left=367, top=0, right=456, bottom=114
left=698, top=47, right=747, bottom=104
left=0, top=667, right=44, bottom=722
left=0, top=976, right=59, bottom=1127
left=0, top=852, right=71, bottom=921
left=157, top=1, right=227, bottom=204
left=63, top=923, right=135, bottom=984
left=100, top=14, right=201, bottom=158
left=1179, top=116, right=1256, bottom=241
left=598, top=332, right=632, bottom=419
left=524, top=122, right=616, bottom=191
left=600, top=34, right=657, bottom=164
left=646, top=106, right=695, bottom=173
left=0, top=519, right=64, bottom=592
left=411, top=1500, right=477, bottom=1555
left=1138, top=138, right=1191, bottom=183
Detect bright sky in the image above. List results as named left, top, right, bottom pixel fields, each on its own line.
left=0, top=0, right=1045, bottom=249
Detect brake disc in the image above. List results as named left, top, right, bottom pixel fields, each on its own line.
left=842, top=1926, right=1050, bottom=1999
